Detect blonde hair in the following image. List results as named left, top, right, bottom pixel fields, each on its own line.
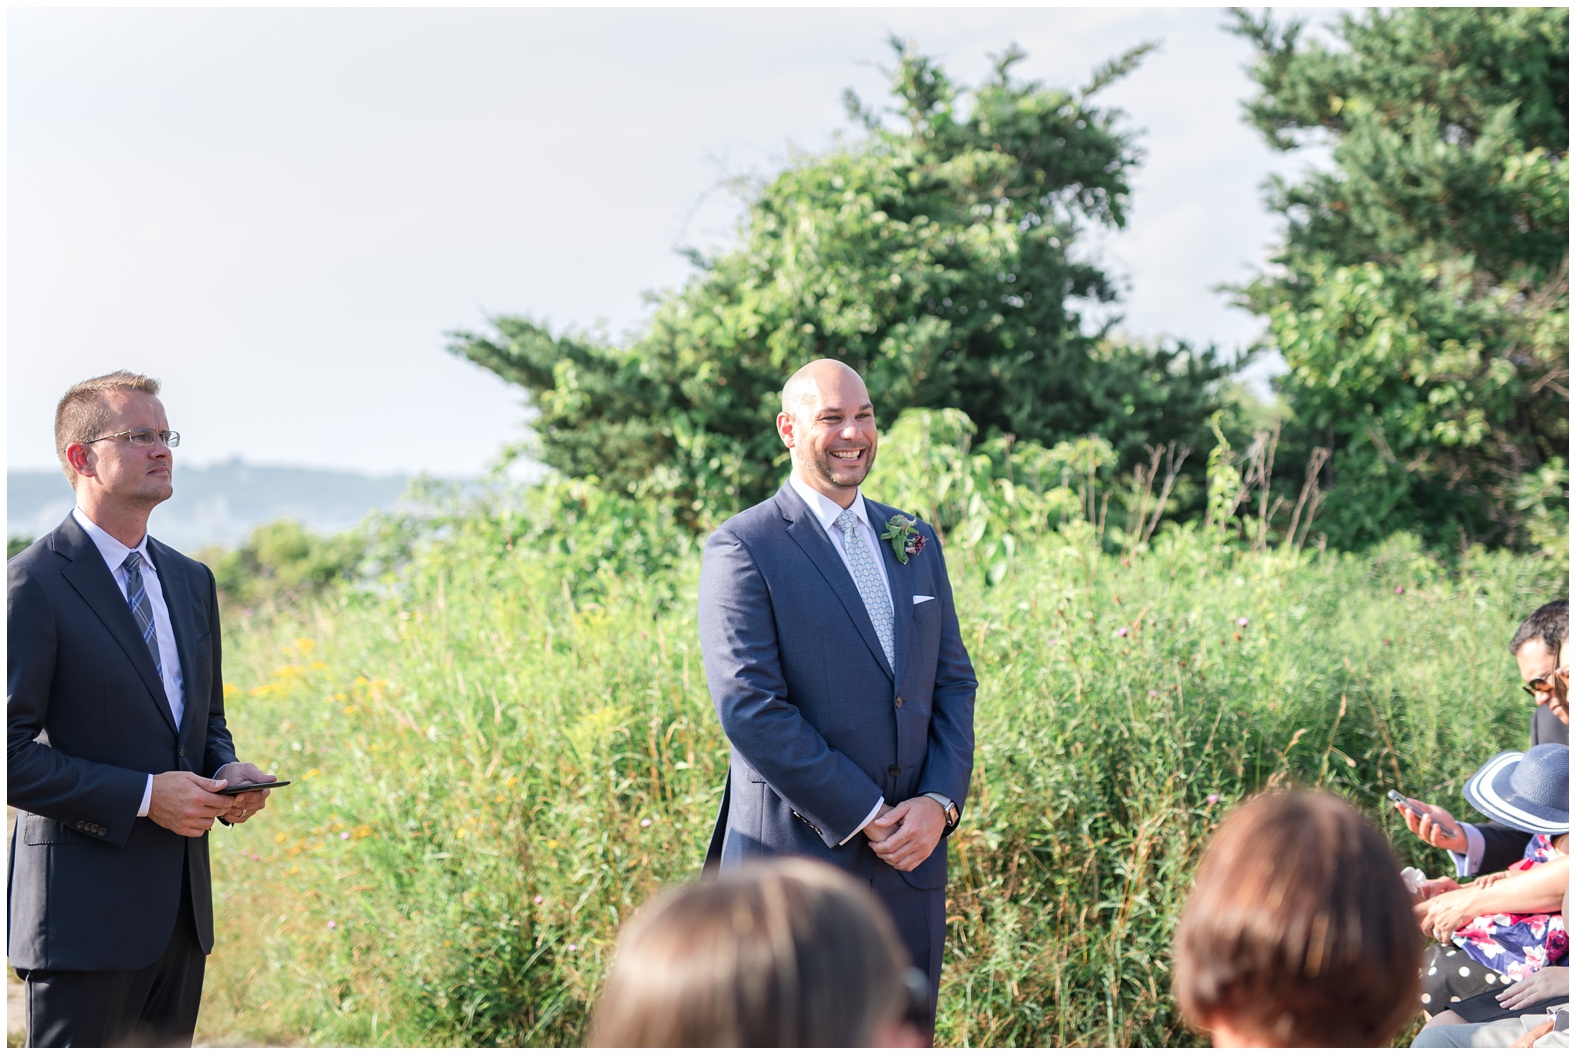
left=54, top=371, right=161, bottom=485
left=588, top=858, right=912, bottom=1046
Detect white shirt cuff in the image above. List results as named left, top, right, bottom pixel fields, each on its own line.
left=138, top=775, right=154, bottom=817
left=1449, top=822, right=1485, bottom=877
left=841, top=798, right=886, bottom=846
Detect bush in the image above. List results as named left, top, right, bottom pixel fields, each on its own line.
left=197, top=507, right=1538, bottom=1045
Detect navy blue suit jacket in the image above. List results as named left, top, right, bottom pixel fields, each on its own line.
left=698, top=483, right=976, bottom=893
left=7, top=513, right=237, bottom=971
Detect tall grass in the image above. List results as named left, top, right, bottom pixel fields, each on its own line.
left=194, top=512, right=1551, bottom=1046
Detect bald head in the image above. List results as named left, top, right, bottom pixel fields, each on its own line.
left=782, top=359, right=867, bottom=415
left=777, top=359, right=878, bottom=507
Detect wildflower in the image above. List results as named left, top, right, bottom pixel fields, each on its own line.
left=340, top=832, right=350, bottom=840
left=1149, top=690, right=1159, bottom=699
left=1206, top=794, right=1220, bottom=805
left=534, top=895, right=544, bottom=905
left=1395, top=586, right=1405, bottom=594
left=327, top=920, right=337, bottom=929
left=566, top=943, right=578, bottom=952
left=1236, top=617, right=1249, bottom=627
left=1116, top=627, right=1129, bottom=638
left=640, top=818, right=652, bottom=829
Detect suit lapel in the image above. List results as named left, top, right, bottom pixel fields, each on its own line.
left=776, top=485, right=895, bottom=680
left=55, top=516, right=179, bottom=736
left=149, top=539, right=197, bottom=742
left=866, top=498, right=912, bottom=684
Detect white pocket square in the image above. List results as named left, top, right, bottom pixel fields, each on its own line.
left=913, top=595, right=935, bottom=605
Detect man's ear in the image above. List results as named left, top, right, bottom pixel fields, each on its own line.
left=65, top=442, right=96, bottom=479
left=776, top=410, right=796, bottom=450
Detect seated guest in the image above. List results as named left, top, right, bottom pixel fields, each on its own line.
left=1173, top=790, right=1422, bottom=1047
left=1410, top=1001, right=1568, bottom=1048
left=587, top=857, right=927, bottom=1047
left=1413, top=744, right=1569, bottom=1018
left=1396, top=600, right=1569, bottom=876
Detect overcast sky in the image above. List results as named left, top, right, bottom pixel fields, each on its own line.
left=8, top=6, right=1339, bottom=478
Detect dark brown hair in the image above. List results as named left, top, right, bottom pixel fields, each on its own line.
left=54, top=370, right=161, bottom=485
left=1511, top=600, right=1568, bottom=658
left=1172, top=790, right=1422, bottom=1047
left=588, top=858, right=912, bottom=1047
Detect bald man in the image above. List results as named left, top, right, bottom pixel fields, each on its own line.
left=698, top=359, right=977, bottom=1035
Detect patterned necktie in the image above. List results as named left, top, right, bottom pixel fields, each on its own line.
left=122, top=552, right=163, bottom=678
left=836, top=508, right=895, bottom=669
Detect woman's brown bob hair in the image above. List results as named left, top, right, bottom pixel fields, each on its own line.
left=588, top=858, right=913, bottom=1047
left=1172, top=790, right=1422, bottom=1047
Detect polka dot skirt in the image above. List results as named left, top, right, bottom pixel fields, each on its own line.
left=1419, top=943, right=1512, bottom=1009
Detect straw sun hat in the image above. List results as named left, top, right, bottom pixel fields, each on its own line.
left=1462, top=743, right=1570, bottom=836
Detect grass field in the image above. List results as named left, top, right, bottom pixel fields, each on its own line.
left=189, top=513, right=1554, bottom=1046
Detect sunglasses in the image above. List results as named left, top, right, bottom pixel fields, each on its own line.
left=1523, top=671, right=1565, bottom=696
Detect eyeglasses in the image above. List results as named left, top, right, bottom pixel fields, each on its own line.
left=1523, top=671, right=1562, bottom=696
left=83, top=429, right=180, bottom=448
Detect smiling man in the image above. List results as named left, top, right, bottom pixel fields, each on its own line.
left=697, top=359, right=976, bottom=1037
left=8, top=371, right=277, bottom=1046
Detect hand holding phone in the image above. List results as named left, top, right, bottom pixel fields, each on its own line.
left=1387, top=789, right=1458, bottom=839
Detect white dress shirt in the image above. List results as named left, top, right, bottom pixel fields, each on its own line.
left=786, top=475, right=893, bottom=843
left=72, top=507, right=186, bottom=817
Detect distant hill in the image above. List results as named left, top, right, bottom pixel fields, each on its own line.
left=8, top=459, right=438, bottom=553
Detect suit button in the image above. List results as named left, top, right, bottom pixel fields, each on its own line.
left=888, top=765, right=901, bottom=777
left=895, top=696, right=904, bottom=708
left=75, top=821, right=85, bottom=829
left=178, top=746, right=186, bottom=757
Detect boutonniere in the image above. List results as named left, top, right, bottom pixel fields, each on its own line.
left=879, top=513, right=927, bottom=564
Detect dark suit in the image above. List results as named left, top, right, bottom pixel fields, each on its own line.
left=698, top=483, right=975, bottom=1018
left=1476, top=704, right=1568, bottom=874
left=7, top=513, right=236, bottom=1042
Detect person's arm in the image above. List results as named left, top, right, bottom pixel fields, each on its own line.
left=189, top=563, right=274, bottom=824
left=6, top=562, right=146, bottom=845
left=698, top=527, right=885, bottom=846
left=1417, top=856, right=1570, bottom=937
left=1479, top=820, right=1542, bottom=874
left=868, top=527, right=976, bottom=871
left=914, top=528, right=976, bottom=811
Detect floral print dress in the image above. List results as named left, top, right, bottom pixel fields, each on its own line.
left=1451, top=835, right=1568, bottom=981
left=1420, top=836, right=1568, bottom=1011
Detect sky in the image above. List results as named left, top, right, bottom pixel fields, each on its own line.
left=8, top=6, right=1341, bottom=479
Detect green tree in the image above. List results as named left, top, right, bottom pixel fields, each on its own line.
left=450, top=39, right=1233, bottom=529
left=1232, top=7, right=1569, bottom=550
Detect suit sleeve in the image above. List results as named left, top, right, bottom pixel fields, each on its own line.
left=7, top=561, right=147, bottom=847
left=197, top=563, right=238, bottom=778
left=916, top=529, right=976, bottom=812
left=1476, top=823, right=1532, bottom=874
left=698, top=526, right=885, bottom=845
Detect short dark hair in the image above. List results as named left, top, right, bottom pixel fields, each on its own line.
left=1510, top=600, right=1568, bottom=657
left=1172, top=790, right=1421, bottom=1047
left=588, top=858, right=912, bottom=1047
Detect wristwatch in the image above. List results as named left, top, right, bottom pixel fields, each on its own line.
left=923, top=792, right=960, bottom=835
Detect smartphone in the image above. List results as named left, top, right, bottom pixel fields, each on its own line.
left=1387, top=789, right=1457, bottom=838
left=217, top=780, right=291, bottom=796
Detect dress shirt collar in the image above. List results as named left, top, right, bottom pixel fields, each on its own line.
left=788, top=474, right=870, bottom=534
left=71, top=506, right=153, bottom=575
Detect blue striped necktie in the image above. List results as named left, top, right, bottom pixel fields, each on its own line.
left=122, top=552, right=163, bottom=678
